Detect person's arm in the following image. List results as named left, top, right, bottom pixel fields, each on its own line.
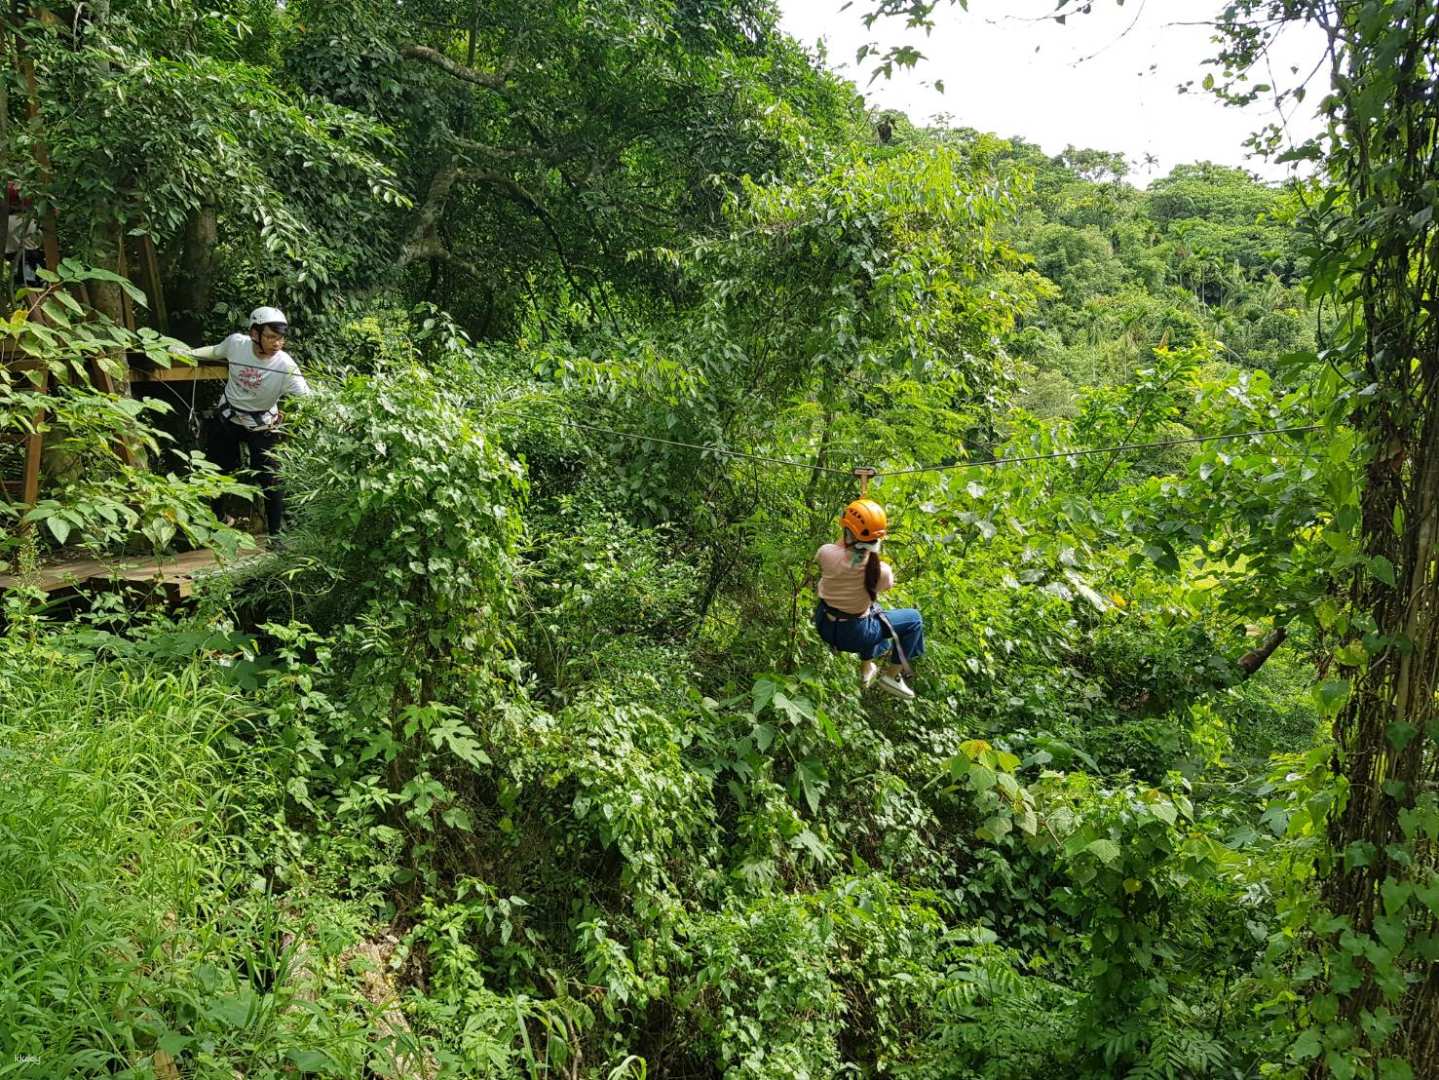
left=876, top=560, right=896, bottom=593
left=283, top=367, right=312, bottom=398
left=190, top=342, right=227, bottom=361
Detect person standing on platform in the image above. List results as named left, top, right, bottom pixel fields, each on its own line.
left=190, top=306, right=310, bottom=537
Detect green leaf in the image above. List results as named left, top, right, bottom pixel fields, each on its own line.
left=1380, top=880, right=1413, bottom=915
left=967, top=763, right=997, bottom=791
left=1325, top=1049, right=1358, bottom=1080
left=1085, top=838, right=1121, bottom=865
left=285, top=1049, right=336, bottom=1074
left=440, top=806, right=473, bottom=832
left=792, top=828, right=829, bottom=862
left=1370, top=555, right=1397, bottom=587
left=1290, top=1027, right=1321, bottom=1062
left=977, top=814, right=1012, bottom=841
left=1312, top=679, right=1351, bottom=718
left=1141, top=539, right=1179, bottom=573
left=156, top=1032, right=192, bottom=1056
left=46, top=514, right=71, bottom=545
left=205, top=993, right=256, bottom=1029
left=796, top=760, right=823, bottom=815
left=772, top=690, right=815, bottom=725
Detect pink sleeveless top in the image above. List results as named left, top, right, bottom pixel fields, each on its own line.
left=816, top=543, right=894, bottom=616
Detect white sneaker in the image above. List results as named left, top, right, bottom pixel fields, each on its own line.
left=860, top=660, right=879, bottom=688
left=876, top=674, right=915, bottom=700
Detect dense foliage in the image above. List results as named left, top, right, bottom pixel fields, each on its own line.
left=1, top=1, right=1434, bottom=1078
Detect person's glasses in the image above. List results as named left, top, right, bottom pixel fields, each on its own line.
left=263, top=326, right=288, bottom=339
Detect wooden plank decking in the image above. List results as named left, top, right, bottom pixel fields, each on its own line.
left=0, top=545, right=263, bottom=600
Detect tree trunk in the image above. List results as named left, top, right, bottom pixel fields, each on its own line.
left=87, top=224, right=125, bottom=326
left=1312, top=8, right=1439, bottom=1069
left=171, top=205, right=217, bottom=340
left=1323, top=391, right=1439, bottom=1070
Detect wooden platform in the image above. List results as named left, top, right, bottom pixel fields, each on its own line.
left=128, top=363, right=229, bottom=383
left=0, top=545, right=263, bottom=600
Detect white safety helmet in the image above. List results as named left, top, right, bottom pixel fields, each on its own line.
left=248, top=306, right=288, bottom=331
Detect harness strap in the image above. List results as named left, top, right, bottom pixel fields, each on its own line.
left=819, top=599, right=870, bottom=622
left=221, top=395, right=273, bottom=418
left=873, top=609, right=915, bottom=679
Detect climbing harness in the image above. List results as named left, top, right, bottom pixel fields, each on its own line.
left=216, top=396, right=281, bottom=430
left=873, top=608, right=914, bottom=680
left=817, top=600, right=915, bottom=683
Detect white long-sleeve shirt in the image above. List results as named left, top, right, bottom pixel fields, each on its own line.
left=193, top=333, right=311, bottom=430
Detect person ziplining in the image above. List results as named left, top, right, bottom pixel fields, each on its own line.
left=190, top=307, right=311, bottom=537
left=814, top=497, right=925, bottom=700
left=495, top=407, right=1311, bottom=704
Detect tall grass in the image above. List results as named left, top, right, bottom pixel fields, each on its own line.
left=0, top=634, right=377, bottom=1078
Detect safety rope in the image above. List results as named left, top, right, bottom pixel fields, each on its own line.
left=153, top=374, right=203, bottom=442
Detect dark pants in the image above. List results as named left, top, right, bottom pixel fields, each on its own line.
left=205, top=415, right=283, bottom=535
left=814, top=602, right=925, bottom=663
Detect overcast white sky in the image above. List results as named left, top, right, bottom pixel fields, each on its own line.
left=776, top=0, right=1328, bottom=184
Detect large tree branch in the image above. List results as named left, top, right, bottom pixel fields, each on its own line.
left=399, top=164, right=463, bottom=267
left=400, top=44, right=507, bottom=90
left=403, top=236, right=487, bottom=283
left=1236, top=625, right=1288, bottom=677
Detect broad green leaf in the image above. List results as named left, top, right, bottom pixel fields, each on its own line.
left=285, top=1049, right=336, bottom=1074
left=967, top=763, right=997, bottom=791
left=1085, top=838, right=1121, bottom=865
left=46, top=515, right=72, bottom=545
left=1369, top=555, right=1397, bottom=587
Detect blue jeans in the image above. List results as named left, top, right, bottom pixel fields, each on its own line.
left=814, top=602, right=925, bottom=663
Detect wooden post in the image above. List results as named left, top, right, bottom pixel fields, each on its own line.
left=139, top=234, right=167, bottom=331
left=21, top=367, right=45, bottom=506
left=114, top=225, right=135, bottom=332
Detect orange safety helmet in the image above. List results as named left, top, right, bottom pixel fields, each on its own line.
left=841, top=499, right=887, bottom=541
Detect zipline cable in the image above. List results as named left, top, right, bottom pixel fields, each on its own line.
left=501, top=405, right=1323, bottom=479
left=151, top=375, right=203, bottom=441
left=163, top=357, right=1324, bottom=480
left=499, top=406, right=858, bottom=475
left=876, top=424, right=1324, bottom=477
